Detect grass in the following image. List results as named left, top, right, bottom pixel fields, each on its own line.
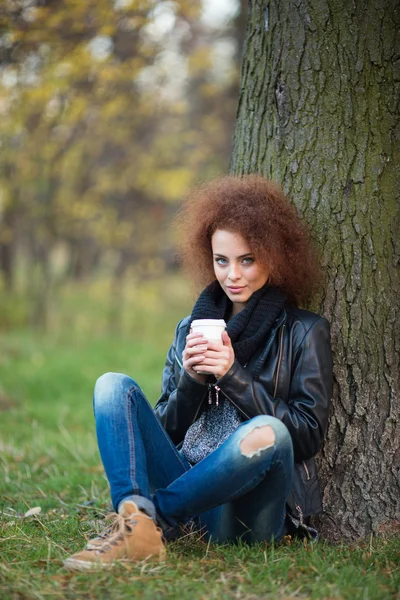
left=0, top=278, right=399, bottom=599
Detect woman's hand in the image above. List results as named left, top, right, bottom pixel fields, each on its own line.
left=182, top=332, right=209, bottom=383
left=193, top=331, right=235, bottom=380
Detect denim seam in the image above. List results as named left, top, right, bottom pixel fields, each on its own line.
left=126, top=386, right=137, bottom=494
left=127, top=385, right=190, bottom=472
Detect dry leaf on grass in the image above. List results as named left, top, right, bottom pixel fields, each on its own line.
left=24, top=506, right=42, bottom=518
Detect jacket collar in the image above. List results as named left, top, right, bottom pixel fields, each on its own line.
left=250, top=309, right=286, bottom=377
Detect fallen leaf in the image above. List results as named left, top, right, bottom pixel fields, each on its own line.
left=24, top=506, right=42, bottom=517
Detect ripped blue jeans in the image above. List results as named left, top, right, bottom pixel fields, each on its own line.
left=93, top=373, right=294, bottom=544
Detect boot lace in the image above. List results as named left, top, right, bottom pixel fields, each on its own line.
left=87, top=512, right=137, bottom=553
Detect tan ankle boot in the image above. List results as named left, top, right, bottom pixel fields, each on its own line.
left=64, top=501, right=166, bottom=571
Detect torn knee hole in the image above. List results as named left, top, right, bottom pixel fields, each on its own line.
left=240, top=425, right=275, bottom=458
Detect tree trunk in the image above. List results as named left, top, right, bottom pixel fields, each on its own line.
left=0, top=234, right=14, bottom=290
left=231, top=0, right=400, bottom=540
left=0, top=170, right=18, bottom=291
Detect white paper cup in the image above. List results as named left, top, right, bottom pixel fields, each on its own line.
left=191, top=319, right=226, bottom=342
left=191, top=319, right=226, bottom=374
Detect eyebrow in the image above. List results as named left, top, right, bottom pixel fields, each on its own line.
left=213, top=253, right=253, bottom=259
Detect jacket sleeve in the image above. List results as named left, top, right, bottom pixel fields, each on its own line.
left=154, top=319, right=208, bottom=444
left=216, top=317, right=333, bottom=462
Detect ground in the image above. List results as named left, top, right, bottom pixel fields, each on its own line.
left=0, top=279, right=399, bottom=599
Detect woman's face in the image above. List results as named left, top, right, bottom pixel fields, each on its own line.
left=211, top=229, right=270, bottom=316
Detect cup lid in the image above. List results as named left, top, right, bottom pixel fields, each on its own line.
left=191, top=319, right=226, bottom=327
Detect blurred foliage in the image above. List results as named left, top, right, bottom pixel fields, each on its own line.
left=0, top=0, right=242, bottom=327
left=0, top=274, right=193, bottom=337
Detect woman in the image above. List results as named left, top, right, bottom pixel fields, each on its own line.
left=64, top=176, right=333, bottom=571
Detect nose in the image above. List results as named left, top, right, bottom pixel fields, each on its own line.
left=228, top=263, right=241, bottom=281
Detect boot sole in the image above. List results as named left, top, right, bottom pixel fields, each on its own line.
left=63, top=557, right=115, bottom=571
left=64, top=551, right=166, bottom=571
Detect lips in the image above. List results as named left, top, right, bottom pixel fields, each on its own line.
left=227, top=286, right=245, bottom=294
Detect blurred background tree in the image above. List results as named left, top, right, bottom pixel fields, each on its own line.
left=0, top=0, right=245, bottom=328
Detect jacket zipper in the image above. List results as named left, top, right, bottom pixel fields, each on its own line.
left=175, top=350, right=246, bottom=419
left=192, top=384, right=248, bottom=427
left=208, top=383, right=221, bottom=406
left=302, top=460, right=310, bottom=480
left=215, top=385, right=251, bottom=420
left=273, top=324, right=285, bottom=398
left=296, top=503, right=304, bottom=525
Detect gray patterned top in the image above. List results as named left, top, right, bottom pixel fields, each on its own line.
left=181, top=396, right=242, bottom=465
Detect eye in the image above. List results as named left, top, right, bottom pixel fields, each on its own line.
left=242, top=257, right=254, bottom=265
left=215, top=257, right=228, bottom=266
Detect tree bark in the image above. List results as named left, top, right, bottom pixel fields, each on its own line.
left=0, top=167, right=18, bottom=291
left=231, top=0, right=400, bottom=540
left=0, top=230, right=14, bottom=290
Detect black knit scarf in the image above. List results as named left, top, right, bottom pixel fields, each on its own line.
left=190, top=281, right=286, bottom=375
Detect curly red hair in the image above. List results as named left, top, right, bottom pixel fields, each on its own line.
left=175, top=175, right=321, bottom=305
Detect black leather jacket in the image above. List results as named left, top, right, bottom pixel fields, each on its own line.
left=154, top=306, right=333, bottom=520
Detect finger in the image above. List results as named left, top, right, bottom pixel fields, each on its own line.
left=221, top=330, right=232, bottom=346
left=186, top=340, right=208, bottom=351
left=193, top=364, right=217, bottom=374
left=197, top=358, right=223, bottom=366
left=186, top=332, right=205, bottom=342
left=189, top=355, right=206, bottom=364
left=185, top=355, right=206, bottom=367
left=186, top=337, right=207, bottom=349
left=185, top=344, right=208, bottom=355
left=204, top=346, right=229, bottom=356
left=205, top=340, right=224, bottom=351
left=203, top=350, right=228, bottom=360
left=193, top=365, right=213, bottom=373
